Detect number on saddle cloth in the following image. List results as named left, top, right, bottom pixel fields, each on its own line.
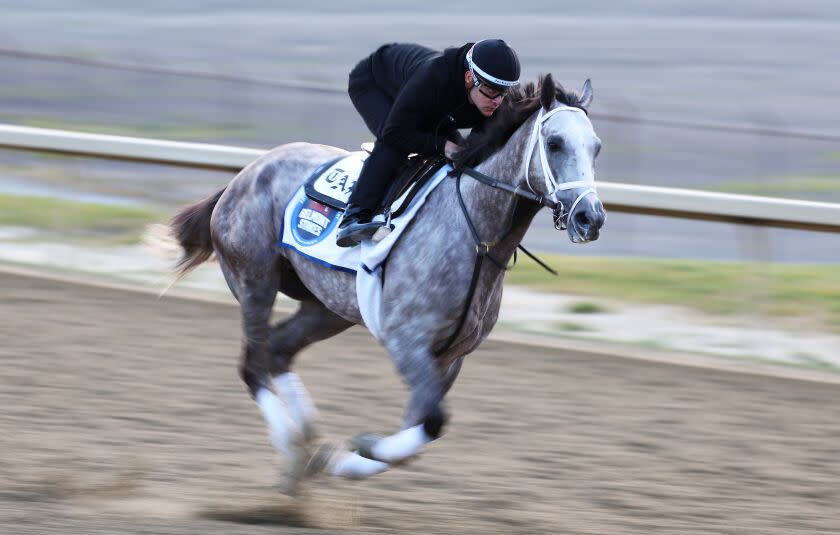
left=303, top=150, right=447, bottom=217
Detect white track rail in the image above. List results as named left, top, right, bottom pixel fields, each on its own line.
left=2, top=123, right=839, bottom=233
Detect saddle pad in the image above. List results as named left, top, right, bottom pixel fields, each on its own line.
left=304, top=151, right=368, bottom=210
left=278, top=186, right=358, bottom=273
left=278, top=161, right=453, bottom=337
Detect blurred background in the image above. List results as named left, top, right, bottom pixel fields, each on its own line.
left=1, top=0, right=838, bottom=364
left=1, top=2, right=840, bottom=533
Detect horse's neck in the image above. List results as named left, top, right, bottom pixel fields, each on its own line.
left=457, top=128, right=541, bottom=260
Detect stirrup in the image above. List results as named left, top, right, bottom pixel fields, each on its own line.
left=336, top=219, right=384, bottom=247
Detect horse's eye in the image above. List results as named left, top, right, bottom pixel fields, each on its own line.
left=547, top=140, right=562, bottom=152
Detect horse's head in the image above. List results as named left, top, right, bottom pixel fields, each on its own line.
left=524, top=76, right=605, bottom=243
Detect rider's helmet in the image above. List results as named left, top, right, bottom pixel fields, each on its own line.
left=466, top=39, right=521, bottom=91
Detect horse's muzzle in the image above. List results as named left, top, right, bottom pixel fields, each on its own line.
left=565, top=196, right=606, bottom=243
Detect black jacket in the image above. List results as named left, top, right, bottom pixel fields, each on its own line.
left=369, top=43, right=486, bottom=155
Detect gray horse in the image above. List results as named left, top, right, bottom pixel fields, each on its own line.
left=162, top=75, right=605, bottom=491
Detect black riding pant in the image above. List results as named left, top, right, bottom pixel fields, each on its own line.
left=346, top=57, right=408, bottom=213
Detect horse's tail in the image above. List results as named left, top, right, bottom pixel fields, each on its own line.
left=144, top=187, right=226, bottom=286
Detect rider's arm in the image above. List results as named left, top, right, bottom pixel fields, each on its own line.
left=380, top=67, right=449, bottom=156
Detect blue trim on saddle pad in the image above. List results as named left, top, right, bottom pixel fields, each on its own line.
left=277, top=241, right=358, bottom=274
left=277, top=184, right=360, bottom=274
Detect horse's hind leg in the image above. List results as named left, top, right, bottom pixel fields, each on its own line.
left=217, top=252, right=304, bottom=477
left=267, top=299, right=352, bottom=441
left=265, top=299, right=395, bottom=481
left=236, top=277, right=328, bottom=494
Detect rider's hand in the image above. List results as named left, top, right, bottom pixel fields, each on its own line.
left=444, top=140, right=461, bottom=161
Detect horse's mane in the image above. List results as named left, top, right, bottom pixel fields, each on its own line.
left=453, top=74, right=587, bottom=169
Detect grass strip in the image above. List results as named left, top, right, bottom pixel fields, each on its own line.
left=507, top=254, right=840, bottom=331
left=0, top=193, right=165, bottom=242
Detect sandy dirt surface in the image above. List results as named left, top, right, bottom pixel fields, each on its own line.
left=1, top=271, right=839, bottom=534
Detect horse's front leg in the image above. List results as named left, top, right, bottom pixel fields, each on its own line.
left=309, top=344, right=450, bottom=480
left=356, top=343, right=453, bottom=465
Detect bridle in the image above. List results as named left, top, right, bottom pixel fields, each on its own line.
left=459, top=104, right=597, bottom=232
left=439, top=104, right=598, bottom=356
left=522, top=105, right=597, bottom=231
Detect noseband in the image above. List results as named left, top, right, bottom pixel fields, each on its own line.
left=522, top=106, right=597, bottom=230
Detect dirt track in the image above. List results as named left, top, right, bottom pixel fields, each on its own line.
left=1, top=271, right=838, bottom=534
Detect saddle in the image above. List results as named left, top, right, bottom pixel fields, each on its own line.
left=303, top=148, right=447, bottom=220
left=380, top=153, right=448, bottom=219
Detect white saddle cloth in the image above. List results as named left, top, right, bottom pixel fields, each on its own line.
left=279, top=154, right=452, bottom=339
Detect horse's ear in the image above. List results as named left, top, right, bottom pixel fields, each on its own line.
left=540, top=74, right=556, bottom=110
left=579, top=79, right=593, bottom=112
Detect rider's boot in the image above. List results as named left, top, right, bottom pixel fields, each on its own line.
left=336, top=204, right=384, bottom=248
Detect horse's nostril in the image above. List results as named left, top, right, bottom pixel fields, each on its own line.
left=574, top=211, right=589, bottom=228
left=596, top=210, right=606, bottom=228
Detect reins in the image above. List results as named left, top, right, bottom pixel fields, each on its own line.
left=435, top=165, right=558, bottom=357
left=435, top=104, right=597, bottom=356
left=456, top=165, right=560, bottom=276
left=459, top=165, right=558, bottom=212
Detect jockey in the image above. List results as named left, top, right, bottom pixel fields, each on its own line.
left=336, top=39, right=521, bottom=247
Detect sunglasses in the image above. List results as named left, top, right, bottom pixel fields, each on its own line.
left=477, top=85, right=507, bottom=101
left=471, top=70, right=508, bottom=101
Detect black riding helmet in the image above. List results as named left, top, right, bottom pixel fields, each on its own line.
left=466, top=39, right=521, bottom=91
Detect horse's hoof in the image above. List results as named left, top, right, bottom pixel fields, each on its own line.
left=303, top=442, right=339, bottom=478
left=301, top=423, right=319, bottom=445
left=349, top=432, right=385, bottom=460
left=276, top=466, right=301, bottom=497
left=276, top=441, right=311, bottom=496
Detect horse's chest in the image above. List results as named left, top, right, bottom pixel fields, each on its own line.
left=459, top=281, right=504, bottom=349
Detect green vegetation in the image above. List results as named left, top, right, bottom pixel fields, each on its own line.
left=0, top=116, right=258, bottom=143
left=791, top=353, right=836, bottom=371
left=703, top=175, right=840, bottom=201
left=507, top=254, right=840, bottom=332
left=567, top=301, right=609, bottom=314
left=1, top=190, right=838, bottom=332
left=554, top=321, right=591, bottom=332
left=0, top=193, right=165, bottom=243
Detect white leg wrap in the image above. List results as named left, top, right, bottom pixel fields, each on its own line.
left=255, top=388, right=298, bottom=457
left=371, top=424, right=433, bottom=463
left=328, top=450, right=390, bottom=480
left=272, top=372, right=317, bottom=434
